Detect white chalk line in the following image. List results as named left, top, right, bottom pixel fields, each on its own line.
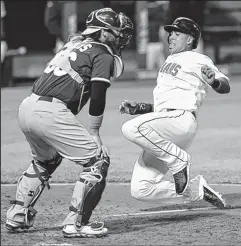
left=101, top=207, right=217, bottom=219
left=1, top=183, right=241, bottom=187
left=2, top=183, right=240, bottom=222
left=54, top=207, right=218, bottom=229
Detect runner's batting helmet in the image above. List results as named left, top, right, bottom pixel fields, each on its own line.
left=82, top=8, right=121, bottom=37
left=164, top=17, right=201, bottom=49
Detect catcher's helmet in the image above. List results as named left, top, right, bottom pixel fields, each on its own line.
left=82, top=8, right=121, bottom=36
left=164, top=17, right=201, bottom=49
left=118, top=12, right=134, bottom=50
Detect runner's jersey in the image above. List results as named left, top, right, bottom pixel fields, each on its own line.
left=153, top=51, right=229, bottom=112
left=32, top=37, right=120, bottom=115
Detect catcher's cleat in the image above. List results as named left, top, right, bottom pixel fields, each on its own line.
left=5, top=219, right=31, bottom=232
left=173, top=164, right=190, bottom=195
left=198, top=175, right=231, bottom=209
left=62, top=222, right=108, bottom=238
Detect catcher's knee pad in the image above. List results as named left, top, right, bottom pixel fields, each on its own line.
left=69, top=157, right=110, bottom=229
left=7, top=154, right=62, bottom=226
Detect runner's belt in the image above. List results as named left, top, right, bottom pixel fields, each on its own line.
left=166, top=108, right=196, bottom=118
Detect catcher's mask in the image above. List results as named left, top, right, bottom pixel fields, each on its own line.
left=117, top=12, right=134, bottom=51
left=164, top=17, right=201, bottom=49
left=82, top=8, right=121, bottom=39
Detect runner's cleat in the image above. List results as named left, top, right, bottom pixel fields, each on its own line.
left=173, top=164, right=190, bottom=195
left=199, top=175, right=231, bottom=209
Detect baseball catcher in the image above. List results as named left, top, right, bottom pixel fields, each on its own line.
left=6, top=8, right=133, bottom=238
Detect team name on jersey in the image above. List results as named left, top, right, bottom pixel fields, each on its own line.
left=159, top=62, right=181, bottom=76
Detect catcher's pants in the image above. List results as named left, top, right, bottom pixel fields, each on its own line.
left=18, top=93, right=98, bottom=164
left=7, top=93, right=99, bottom=226
left=122, top=110, right=199, bottom=204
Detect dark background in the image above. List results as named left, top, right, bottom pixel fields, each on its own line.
left=5, top=1, right=55, bottom=51
left=4, top=1, right=136, bottom=52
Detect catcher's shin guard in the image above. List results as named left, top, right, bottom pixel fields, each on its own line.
left=66, top=157, right=110, bottom=229
left=6, top=154, right=62, bottom=230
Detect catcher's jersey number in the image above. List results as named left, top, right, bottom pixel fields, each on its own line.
left=43, top=43, right=93, bottom=77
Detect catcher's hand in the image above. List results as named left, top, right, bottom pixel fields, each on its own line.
left=119, top=100, right=138, bottom=115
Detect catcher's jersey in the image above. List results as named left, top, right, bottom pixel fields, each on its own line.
left=153, top=51, right=229, bottom=112
left=33, top=37, right=123, bottom=115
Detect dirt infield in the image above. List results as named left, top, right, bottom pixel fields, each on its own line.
left=1, top=183, right=241, bottom=246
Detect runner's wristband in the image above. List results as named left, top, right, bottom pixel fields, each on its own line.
left=135, top=103, right=154, bottom=114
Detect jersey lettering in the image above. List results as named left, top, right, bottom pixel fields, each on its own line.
left=169, top=63, right=177, bottom=74
left=69, top=51, right=77, bottom=61
left=171, top=64, right=181, bottom=76
left=162, top=63, right=172, bottom=74
left=44, top=64, right=67, bottom=76
left=79, top=43, right=92, bottom=52
left=44, top=46, right=69, bottom=77
left=154, top=51, right=230, bottom=113
left=160, top=62, right=167, bottom=73
left=160, top=62, right=181, bottom=77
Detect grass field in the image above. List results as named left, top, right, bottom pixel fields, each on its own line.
left=1, top=77, right=241, bottom=184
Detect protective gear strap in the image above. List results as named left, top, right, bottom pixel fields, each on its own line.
left=82, top=157, right=109, bottom=181
left=79, top=177, right=94, bottom=187
left=37, top=153, right=63, bottom=174
left=69, top=205, right=78, bottom=213
left=28, top=181, right=47, bottom=208
left=10, top=200, right=24, bottom=206
left=113, top=54, right=124, bottom=78
left=27, top=206, right=37, bottom=215
left=24, top=161, right=51, bottom=189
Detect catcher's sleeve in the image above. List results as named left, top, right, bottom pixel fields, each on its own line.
left=89, top=81, right=108, bottom=117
